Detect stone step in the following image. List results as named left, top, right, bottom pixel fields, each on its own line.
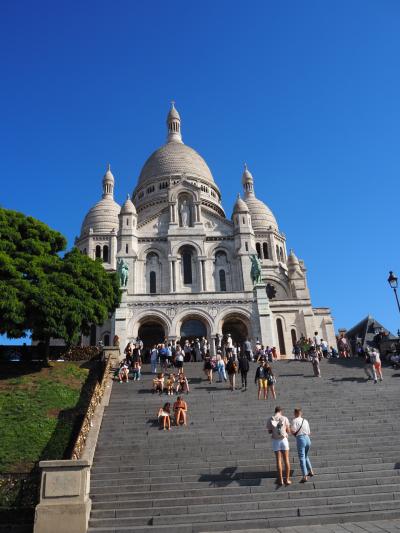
left=90, top=481, right=400, bottom=510
left=90, top=489, right=400, bottom=518
left=88, top=361, right=400, bottom=531
left=90, top=473, right=400, bottom=498
left=88, top=501, right=400, bottom=529
left=90, top=461, right=399, bottom=483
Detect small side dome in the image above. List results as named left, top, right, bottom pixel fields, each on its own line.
left=80, top=165, right=120, bottom=235
left=120, top=194, right=136, bottom=215
left=81, top=197, right=121, bottom=235
left=233, top=194, right=249, bottom=214
left=287, top=249, right=300, bottom=268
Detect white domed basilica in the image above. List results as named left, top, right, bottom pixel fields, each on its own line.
left=76, top=103, right=335, bottom=354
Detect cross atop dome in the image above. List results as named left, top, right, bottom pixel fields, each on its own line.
left=166, top=101, right=183, bottom=144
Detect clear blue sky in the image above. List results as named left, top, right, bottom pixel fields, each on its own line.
left=1, top=0, right=400, bottom=344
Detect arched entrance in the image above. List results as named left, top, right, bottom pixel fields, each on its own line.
left=138, top=321, right=165, bottom=352
left=222, top=316, right=249, bottom=346
left=180, top=318, right=207, bottom=344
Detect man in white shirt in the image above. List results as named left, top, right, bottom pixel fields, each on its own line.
left=291, top=407, right=314, bottom=483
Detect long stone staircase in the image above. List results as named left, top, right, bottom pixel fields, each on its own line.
left=88, top=358, right=400, bottom=532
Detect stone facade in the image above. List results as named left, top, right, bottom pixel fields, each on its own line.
left=75, top=104, right=336, bottom=355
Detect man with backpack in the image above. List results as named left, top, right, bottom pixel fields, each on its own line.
left=267, top=406, right=292, bottom=486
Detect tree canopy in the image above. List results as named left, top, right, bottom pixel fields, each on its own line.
left=0, top=207, right=120, bottom=346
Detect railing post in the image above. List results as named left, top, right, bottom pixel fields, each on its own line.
left=33, top=459, right=91, bottom=533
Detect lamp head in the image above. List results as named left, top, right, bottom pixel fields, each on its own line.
left=388, top=271, right=398, bottom=289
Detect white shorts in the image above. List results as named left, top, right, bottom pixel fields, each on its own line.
left=272, top=437, right=289, bottom=452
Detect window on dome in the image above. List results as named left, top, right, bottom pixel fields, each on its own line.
left=126, top=244, right=129, bottom=254
left=245, top=242, right=249, bottom=252
left=263, top=242, right=269, bottom=259
left=95, top=245, right=101, bottom=259
left=103, top=245, right=109, bottom=263
left=276, top=244, right=279, bottom=261
left=256, top=242, right=261, bottom=259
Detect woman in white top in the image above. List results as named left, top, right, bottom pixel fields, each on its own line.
left=290, top=407, right=314, bottom=483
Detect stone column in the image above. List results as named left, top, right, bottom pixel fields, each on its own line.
left=169, top=202, right=178, bottom=227
left=114, top=303, right=128, bottom=354
left=198, top=258, right=203, bottom=292
left=194, top=202, right=202, bottom=226
left=254, top=284, right=276, bottom=349
left=110, top=231, right=117, bottom=270
left=169, top=257, right=177, bottom=293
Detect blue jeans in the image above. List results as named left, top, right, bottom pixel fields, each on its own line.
left=296, top=435, right=312, bottom=476
left=217, top=364, right=226, bottom=381
left=151, top=360, right=158, bottom=374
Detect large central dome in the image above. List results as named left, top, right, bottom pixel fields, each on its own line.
left=138, top=142, right=215, bottom=187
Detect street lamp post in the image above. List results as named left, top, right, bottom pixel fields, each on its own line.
left=387, top=271, right=400, bottom=314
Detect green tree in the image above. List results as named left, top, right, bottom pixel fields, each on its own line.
left=0, top=208, right=121, bottom=353
left=0, top=208, right=66, bottom=338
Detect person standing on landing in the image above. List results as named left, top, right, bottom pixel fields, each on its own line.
left=264, top=363, right=277, bottom=400
left=267, top=406, right=292, bottom=486
left=290, top=407, right=314, bottom=483
left=238, top=353, right=250, bottom=390
left=226, top=356, right=237, bottom=391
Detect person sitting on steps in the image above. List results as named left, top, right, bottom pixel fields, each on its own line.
left=176, top=372, right=190, bottom=394
left=173, top=396, right=188, bottom=426
left=165, top=373, right=176, bottom=395
left=152, top=373, right=164, bottom=394
left=158, top=402, right=171, bottom=430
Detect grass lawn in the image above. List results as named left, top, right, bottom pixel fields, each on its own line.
left=0, top=362, right=92, bottom=474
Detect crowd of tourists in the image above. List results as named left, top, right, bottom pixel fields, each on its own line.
left=111, top=330, right=388, bottom=486
left=115, top=329, right=386, bottom=386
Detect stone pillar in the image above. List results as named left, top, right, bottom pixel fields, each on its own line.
left=240, top=255, right=254, bottom=291
left=110, top=232, right=117, bottom=270
left=194, top=202, right=202, bottom=226
left=114, top=299, right=128, bottom=353
left=198, top=258, right=203, bottom=292
left=34, top=460, right=91, bottom=533
left=172, top=260, right=176, bottom=292
left=211, top=336, right=217, bottom=356
left=203, top=261, right=207, bottom=291
left=169, top=257, right=177, bottom=293
left=254, top=284, right=276, bottom=349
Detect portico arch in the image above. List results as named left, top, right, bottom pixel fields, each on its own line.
left=129, top=311, right=170, bottom=353
left=218, top=310, right=252, bottom=346
left=174, top=310, right=213, bottom=343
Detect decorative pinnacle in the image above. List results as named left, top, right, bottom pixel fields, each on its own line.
left=171, top=100, right=175, bottom=108
left=126, top=193, right=130, bottom=200
left=244, top=162, right=247, bottom=170
left=107, top=163, right=111, bottom=172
